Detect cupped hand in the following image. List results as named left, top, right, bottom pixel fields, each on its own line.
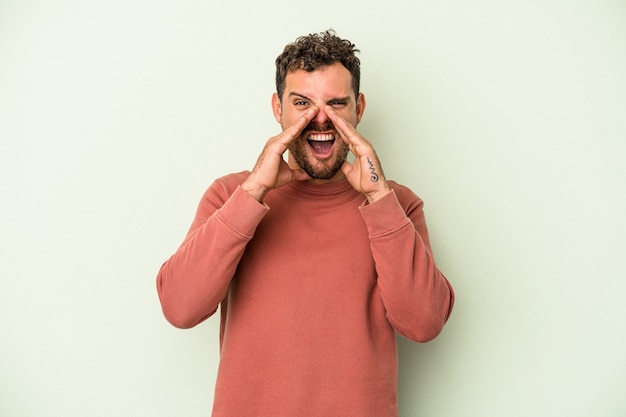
left=241, top=107, right=318, bottom=202
left=326, top=105, right=391, bottom=204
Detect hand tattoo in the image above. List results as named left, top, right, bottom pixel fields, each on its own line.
left=366, top=157, right=379, bottom=182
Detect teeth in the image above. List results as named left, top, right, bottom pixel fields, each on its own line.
left=308, top=133, right=334, bottom=142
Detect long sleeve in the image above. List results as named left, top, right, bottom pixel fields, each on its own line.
left=359, top=185, right=454, bottom=342
left=157, top=175, right=268, bottom=328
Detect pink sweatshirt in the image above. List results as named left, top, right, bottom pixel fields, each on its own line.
left=157, top=172, right=454, bottom=417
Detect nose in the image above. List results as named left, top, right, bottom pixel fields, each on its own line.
left=312, top=106, right=329, bottom=126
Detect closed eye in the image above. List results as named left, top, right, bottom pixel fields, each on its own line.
left=328, top=98, right=349, bottom=107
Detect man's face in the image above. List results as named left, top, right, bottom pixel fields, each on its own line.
left=272, top=62, right=365, bottom=182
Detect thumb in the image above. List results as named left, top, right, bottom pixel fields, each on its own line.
left=340, top=160, right=353, bottom=176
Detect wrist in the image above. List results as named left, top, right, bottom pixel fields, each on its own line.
left=241, top=177, right=268, bottom=202
left=365, top=183, right=392, bottom=204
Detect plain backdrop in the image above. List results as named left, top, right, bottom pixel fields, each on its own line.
left=1, top=0, right=625, bottom=416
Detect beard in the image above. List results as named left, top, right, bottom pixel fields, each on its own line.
left=288, top=135, right=349, bottom=180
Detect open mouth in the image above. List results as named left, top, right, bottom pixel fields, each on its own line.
left=306, top=133, right=335, bottom=156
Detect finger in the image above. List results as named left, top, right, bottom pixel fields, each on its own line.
left=326, top=106, right=362, bottom=146
left=281, top=107, right=318, bottom=143
left=265, top=107, right=318, bottom=156
left=340, top=159, right=354, bottom=177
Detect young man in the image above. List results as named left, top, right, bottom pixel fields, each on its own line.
left=157, top=30, right=454, bottom=417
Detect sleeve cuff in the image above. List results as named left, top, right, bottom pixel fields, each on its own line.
left=359, top=190, right=411, bottom=238
left=216, top=186, right=269, bottom=238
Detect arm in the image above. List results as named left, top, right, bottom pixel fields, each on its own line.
left=360, top=187, right=454, bottom=342
left=157, top=106, right=318, bottom=328
left=327, top=105, right=454, bottom=342
left=156, top=179, right=268, bottom=328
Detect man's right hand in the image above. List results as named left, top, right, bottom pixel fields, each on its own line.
left=241, top=107, right=318, bottom=202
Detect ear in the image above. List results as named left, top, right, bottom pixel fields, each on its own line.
left=271, top=93, right=282, bottom=123
left=355, top=93, right=366, bottom=125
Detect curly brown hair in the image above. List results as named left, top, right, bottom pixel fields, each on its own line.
left=275, top=30, right=361, bottom=100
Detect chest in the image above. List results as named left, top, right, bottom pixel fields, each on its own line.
left=234, top=195, right=375, bottom=299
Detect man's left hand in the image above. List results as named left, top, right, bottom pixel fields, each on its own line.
left=326, top=105, right=392, bottom=204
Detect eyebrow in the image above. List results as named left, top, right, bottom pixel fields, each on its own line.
left=288, top=92, right=352, bottom=104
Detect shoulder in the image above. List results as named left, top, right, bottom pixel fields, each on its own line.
left=213, top=171, right=250, bottom=193
left=199, top=171, right=250, bottom=206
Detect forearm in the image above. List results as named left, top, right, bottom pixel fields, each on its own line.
left=360, top=189, right=454, bottom=342
left=157, top=185, right=268, bottom=328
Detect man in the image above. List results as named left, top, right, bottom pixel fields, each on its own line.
left=157, top=30, right=454, bottom=417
